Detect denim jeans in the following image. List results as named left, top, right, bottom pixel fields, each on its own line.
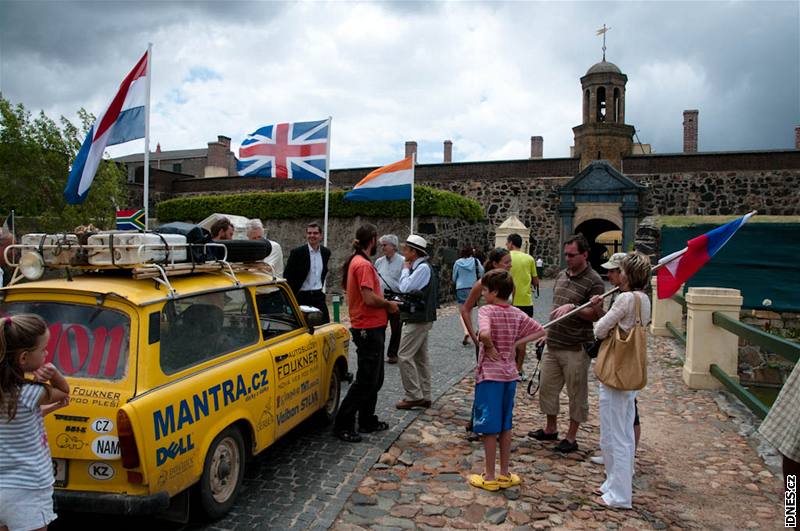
left=334, top=327, right=386, bottom=431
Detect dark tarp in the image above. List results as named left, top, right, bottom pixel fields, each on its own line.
left=660, top=223, right=800, bottom=312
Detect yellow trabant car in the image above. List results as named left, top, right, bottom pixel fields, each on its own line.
left=0, top=269, right=349, bottom=519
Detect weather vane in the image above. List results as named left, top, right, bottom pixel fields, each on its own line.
left=596, top=24, right=611, bottom=61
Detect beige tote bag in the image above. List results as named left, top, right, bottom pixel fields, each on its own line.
left=593, top=293, right=648, bottom=391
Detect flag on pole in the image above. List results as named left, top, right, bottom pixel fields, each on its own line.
left=237, top=119, right=330, bottom=179
left=64, top=50, right=149, bottom=205
left=116, top=209, right=146, bottom=231
left=656, top=211, right=755, bottom=299
left=344, top=156, right=414, bottom=202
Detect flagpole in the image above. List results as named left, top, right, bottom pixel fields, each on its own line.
left=10, top=209, right=15, bottom=243
left=323, top=116, right=332, bottom=248
left=410, top=153, right=416, bottom=235
left=143, top=43, right=152, bottom=230
left=542, top=248, right=688, bottom=330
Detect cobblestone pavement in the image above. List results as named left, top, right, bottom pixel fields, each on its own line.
left=332, top=313, right=785, bottom=528
left=190, top=292, right=543, bottom=531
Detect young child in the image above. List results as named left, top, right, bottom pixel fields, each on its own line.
left=0, top=314, right=70, bottom=531
left=468, top=270, right=545, bottom=491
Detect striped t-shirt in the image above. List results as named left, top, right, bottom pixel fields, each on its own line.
left=0, top=382, right=54, bottom=489
left=476, top=304, right=543, bottom=384
left=546, top=266, right=605, bottom=350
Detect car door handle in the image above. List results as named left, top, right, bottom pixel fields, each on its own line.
left=275, top=354, right=288, bottom=362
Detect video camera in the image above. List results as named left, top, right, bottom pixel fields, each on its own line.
left=384, top=289, right=425, bottom=314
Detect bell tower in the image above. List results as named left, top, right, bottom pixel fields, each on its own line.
left=572, top=57, right=635, bottom=170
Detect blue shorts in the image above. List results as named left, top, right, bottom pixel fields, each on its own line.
left=472, top=381, right=516, bottom=434
left=456, top=288, right=472, bottom=304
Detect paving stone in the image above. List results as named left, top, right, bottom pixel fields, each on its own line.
left=351, top=492, right=377, bottom=506
left=485, top=507, right=508, bottom=525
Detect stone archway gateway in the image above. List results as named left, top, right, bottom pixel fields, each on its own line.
left=558, top=160, right=645, bottom=267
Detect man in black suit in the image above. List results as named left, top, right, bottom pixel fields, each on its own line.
left=285, top=222, right=331, bottom=323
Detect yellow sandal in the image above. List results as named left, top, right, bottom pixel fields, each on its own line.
left=497, top=473, right=521, bottom=488
left=468, top=473, right=500, bottom=492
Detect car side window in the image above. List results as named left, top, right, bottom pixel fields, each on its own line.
left=160, top=288, right=259, bottom=374
left=255, top=286, right=302, bottom=340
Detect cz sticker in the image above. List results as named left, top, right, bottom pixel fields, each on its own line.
left=92, top=418, right=114, bottom=434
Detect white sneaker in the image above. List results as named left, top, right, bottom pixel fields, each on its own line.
left=589, top=455, right=604, bottom=465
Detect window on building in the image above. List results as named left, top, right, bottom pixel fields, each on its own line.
left=172, top=163, right=182, bottom=174
left=613, top=88, right=620, bottom=123
left=596, top=87, right=607, bottom=122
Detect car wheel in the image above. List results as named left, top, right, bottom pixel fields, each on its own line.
left=198, top=426, right=245, bottom=520
left=319, top=367, right=341, bottom=424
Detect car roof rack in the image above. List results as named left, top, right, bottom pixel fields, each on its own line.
left=3, top=232, right=274, bottom=295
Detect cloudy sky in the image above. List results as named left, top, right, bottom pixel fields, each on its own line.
left=1, top=1, right=797, bottom=169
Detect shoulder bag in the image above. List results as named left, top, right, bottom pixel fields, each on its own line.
left=593, top=292, right=648, bottom=391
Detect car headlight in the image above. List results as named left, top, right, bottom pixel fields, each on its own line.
left=19, top=251, right=45, bottom=280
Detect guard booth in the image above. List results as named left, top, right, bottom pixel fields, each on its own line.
left=494, top=215, right=530, bottom=253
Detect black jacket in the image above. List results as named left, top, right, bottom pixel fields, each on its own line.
left=285, top=244, right=331, bottom=296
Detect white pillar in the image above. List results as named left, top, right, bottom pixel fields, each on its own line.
left=683, top=287, right=743, bottom=390
left=650, top=277, right=684, bottom=336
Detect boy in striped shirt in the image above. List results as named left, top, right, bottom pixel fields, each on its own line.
left=468, top=269, right=545, bottom=491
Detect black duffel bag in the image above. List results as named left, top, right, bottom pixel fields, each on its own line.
left=155, top=222, right=212, bottom=262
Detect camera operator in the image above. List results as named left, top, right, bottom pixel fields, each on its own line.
left=395, top=235, right=438, bottom=410
left=334, top=224, right=399, bottom=443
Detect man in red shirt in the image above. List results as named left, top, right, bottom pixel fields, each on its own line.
left=334, top=224, right=399, bottom=443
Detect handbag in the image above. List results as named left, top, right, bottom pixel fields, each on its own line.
left=593, top=292, right=648, bottom=391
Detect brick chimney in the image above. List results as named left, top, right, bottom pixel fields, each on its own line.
left=443, top=140, right=452, bottom=163
left=795, top=126, right=800, bottom=149
left=530, top=136, right=543, bottom=159
left=205, top=135, right=233, bottom=177
left=405, top=141, right=417, bottom=159
left=217, top=135, right=231, bottom=150
left=683, top=110, right=699, bottom=153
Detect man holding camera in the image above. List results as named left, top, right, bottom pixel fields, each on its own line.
left=395, top=235, right=438, bottom=410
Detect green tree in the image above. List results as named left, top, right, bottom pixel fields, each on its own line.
left=0, top=95, right=126, bottom=232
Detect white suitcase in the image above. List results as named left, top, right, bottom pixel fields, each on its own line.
left=87, top=232, right=188, bottom=266
left=21, top=233, right=81, bottom=265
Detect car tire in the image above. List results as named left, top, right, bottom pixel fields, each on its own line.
left=197, top=425, right=245, bottom=520
left=317, top=367, right=341, bottom=425
left=209, top=239, right=271, bottom=262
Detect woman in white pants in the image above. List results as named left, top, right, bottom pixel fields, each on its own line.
left=590, top=252, right=651, bottom=509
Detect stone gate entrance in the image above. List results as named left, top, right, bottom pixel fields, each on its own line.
left=557, top=160, right=645, bottom=269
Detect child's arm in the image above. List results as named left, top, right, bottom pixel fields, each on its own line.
left=41, top=396, right=70, bottom=416
left=478, top=329, right=499, bottom=360
left=33, top=363, right=70, bottom=405
left=513, top=317, right=547, bottom=350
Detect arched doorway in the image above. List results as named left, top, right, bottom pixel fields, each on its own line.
left=574, top=218, right=621, bottom=274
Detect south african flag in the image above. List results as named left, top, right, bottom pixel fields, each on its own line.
left=116, top=209, right=145, bottom=231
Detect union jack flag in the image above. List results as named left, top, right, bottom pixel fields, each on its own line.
left=237, top=118, right=330, bottom=179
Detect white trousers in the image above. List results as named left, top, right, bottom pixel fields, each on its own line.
left=599, top=383, right=637, bottom=508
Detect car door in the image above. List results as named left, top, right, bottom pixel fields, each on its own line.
left=254, top=285, right=323, bottom=438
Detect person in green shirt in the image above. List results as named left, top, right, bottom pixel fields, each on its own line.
left=506, top=234, right=539, bottom=316
left=506, top=234, right=539, bottom=375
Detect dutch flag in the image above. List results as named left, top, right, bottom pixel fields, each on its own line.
left=344, top=156, right=414, bottom=201
left=64, top=50, right=149, bottom=204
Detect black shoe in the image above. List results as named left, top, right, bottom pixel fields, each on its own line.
left=555, top=438, right=579, bottom=453
left=334, top=429, right=362, bottom=443
left=358, top=421, right=390, bottom=433
left=528, top=428, right=559, bottom=441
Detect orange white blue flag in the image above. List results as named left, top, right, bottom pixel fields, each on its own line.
left=344, top=156, right=414, bottom=201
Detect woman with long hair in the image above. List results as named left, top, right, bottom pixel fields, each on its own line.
left=590, top=252, right=652, bottom=509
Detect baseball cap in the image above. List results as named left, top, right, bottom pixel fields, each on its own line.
left=405, top=234, right=428, bottom=255
left=601, top=252, right=627, bottom=270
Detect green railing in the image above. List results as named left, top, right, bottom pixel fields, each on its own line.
left=709, top=364, right=771, bottom=419
left=666, top=293, right=687, bottom=345
left=708, top=310, right=800, bottom=419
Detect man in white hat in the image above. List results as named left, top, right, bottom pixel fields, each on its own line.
left=395, top=234, right=438, bottom=410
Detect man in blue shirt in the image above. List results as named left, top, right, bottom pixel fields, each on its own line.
left=375, top=234, right=404, bottom=364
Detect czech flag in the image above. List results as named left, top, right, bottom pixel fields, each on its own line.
left=64, top=50, right=149, bottom=205
left=344, top=156, right=414, bottom=201
left=657, top=211, right=755, bottom=299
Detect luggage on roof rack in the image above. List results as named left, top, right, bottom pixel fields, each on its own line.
left=87, top=232, right=189, bottom=266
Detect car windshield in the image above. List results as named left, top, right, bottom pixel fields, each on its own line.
left=0, top=302, right=131, bottom=381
